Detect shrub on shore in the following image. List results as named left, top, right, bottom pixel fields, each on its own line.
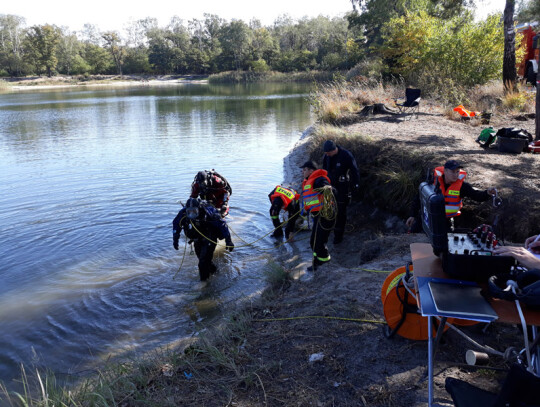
left=208, top=70, right=334, bottom=84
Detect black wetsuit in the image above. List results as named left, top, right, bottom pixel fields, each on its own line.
left=322, top=146, right=360, bottom=243
left=172, top=203, right=233, bottom=281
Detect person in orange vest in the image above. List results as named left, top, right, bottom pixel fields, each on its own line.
left=300, top=160, right=335, bottom=271
left=406, top=160, right=496, bottom=232
left=268, top=185, right=300, bottom=239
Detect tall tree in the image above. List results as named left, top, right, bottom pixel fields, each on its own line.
left=102, top=31, right=125, bottom=75
left=503, top=0, right=517, bottom=92
left=56, top=27, right=82, bottom=75
left=25, top=24, right=61, bottom=77
left=348, top=0, right=473, bottom=47
left=218, top=20, right=252, bottom=70
left=0, top=14, right=27, bottom=76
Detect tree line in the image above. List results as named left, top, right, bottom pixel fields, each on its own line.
left=0, top=14, right=364, bottom=77
left=0, top=0, right=538, bottom=87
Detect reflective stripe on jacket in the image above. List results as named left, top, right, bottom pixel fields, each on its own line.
left=433, top=166, right=467, bottom=218
left=269, top=186, right=299, bottom=211
left=301, top=169, right=331, bottom=214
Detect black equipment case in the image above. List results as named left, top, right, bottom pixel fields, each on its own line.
left=419, top=181, right=515, bottom=281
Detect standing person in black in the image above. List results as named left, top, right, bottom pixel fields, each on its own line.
left=322, top=140, right=360, bottom=244
left=172, top=197, right=234, bottom=281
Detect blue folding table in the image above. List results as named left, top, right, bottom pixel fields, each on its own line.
left=410, top=243, right=540, bottom=407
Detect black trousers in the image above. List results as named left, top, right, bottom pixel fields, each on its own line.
left=194, top=240, right=217, bottom=281
left=310, top=213, right=333, bottom=262
left=334, top=201, right=348, bottom=240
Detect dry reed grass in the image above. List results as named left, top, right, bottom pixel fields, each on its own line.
left=310, top=79, right=401, bottom=124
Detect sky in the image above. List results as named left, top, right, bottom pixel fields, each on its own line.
left=3, top=0, right=507, bottom=32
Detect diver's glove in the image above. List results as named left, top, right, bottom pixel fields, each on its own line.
left=225, top=237, right=234, bottom=252
left=173, top=231, right=179, bottom=250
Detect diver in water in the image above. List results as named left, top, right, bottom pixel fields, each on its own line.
left=172, top=197, right=234, bottom=281
left=190, top=170, right=232, bottom=217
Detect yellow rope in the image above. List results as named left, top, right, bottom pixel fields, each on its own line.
left=189, top=208, right=305, bottom=249
left=314, top=185, right=338, bottom=222
left=253, top=315, right=385, bottom=324
left=173, top=216, right=189, bottom=279
left=353, top=268, right=392, bottom=273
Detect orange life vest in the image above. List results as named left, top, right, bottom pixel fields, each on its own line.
left=270, top=186, right=299, bottom=211
left=433, top=166, right=467, bottom=218
left=453, top=105, right=476, bottom=117
left=301, top=169, right=331, bottom=214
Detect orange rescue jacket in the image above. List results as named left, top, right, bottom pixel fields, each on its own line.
left=433, top=166, right=467, bottom=218
left=301, top=169, right=331, bottom=214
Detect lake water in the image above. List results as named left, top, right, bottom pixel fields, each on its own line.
left=0, top=83, right=314, bottom=388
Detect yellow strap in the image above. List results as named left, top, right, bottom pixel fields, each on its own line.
left=253, top=315, right=385, bottom=324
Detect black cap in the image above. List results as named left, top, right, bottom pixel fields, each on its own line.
left=323, top=140, right=337, bottom=152
left=444, top=160, right=463, bottom=170
left=299, top=160, right=318, bottom=170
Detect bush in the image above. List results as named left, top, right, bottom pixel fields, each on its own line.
left=248, top=58, right=270, bottom=72
left=502, top=88, right=535, bottom=112
left=380, top=12, right=505, bottom=91
left=346, top=58, right=385, bottom=81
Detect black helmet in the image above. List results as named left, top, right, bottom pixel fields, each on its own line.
left=196, top=171, right=208, bottom=184
left=185, top=197, right=201, bottom=219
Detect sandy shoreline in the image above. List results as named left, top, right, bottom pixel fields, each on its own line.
left=4, top=76, right=208, bottom=91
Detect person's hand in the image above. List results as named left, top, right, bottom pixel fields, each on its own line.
left=487, top=187, right=496, bottom=196
left=406, top=217, right=416, bottom=229
left=493, top=245, right=540, bottom=269
left=524, top=235, right=540, bottom=253
left=173, top=238, right=179, bottom=250
left=225, top=239, right=234, bottom=252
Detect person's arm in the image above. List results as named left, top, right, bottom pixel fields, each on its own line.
left=313, top=176, right=331, bottom=189
left=493, top=245, right=540, bottom=269
left=172, top=209, right=186, bottom=250
left=460, top=182, right=490, bottom=202
left=405, top=194, right=421, bottom=229
left=346, top=151, right=360, bottom=187
left=190, top=183, right=199, bottom=198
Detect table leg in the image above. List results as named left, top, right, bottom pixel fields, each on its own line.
left=434, top=317, right=448, bottom=355
left=428, top=315, right=433, bottom=407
